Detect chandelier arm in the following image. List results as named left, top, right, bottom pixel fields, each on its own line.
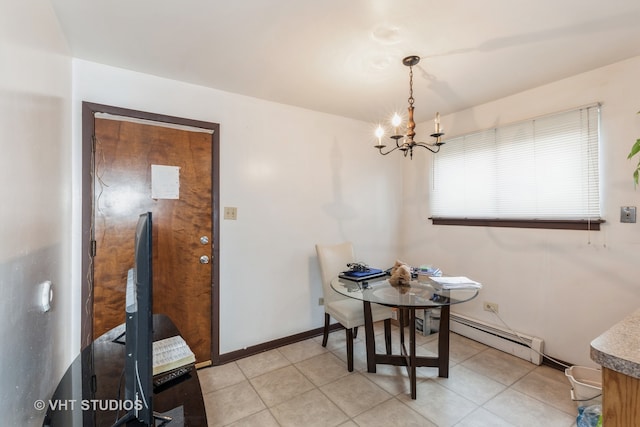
left=413, top=142, right=442, bottom=154
left=376, top=144, right=405, bottom=156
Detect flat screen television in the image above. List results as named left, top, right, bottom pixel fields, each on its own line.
left=113, top=212, right=154, bottom=426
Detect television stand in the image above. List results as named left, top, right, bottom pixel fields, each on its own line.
left=111, top=411, right=172, bottom=427
left=43, top=314, right=207, bottom=427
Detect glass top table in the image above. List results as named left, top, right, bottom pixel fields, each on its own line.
left=331, top=276, right=479, bottom=399
left=331, top=276, right=479, bottom=309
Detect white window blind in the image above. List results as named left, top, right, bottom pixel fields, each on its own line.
left=431, top=105, right=601, bottom=221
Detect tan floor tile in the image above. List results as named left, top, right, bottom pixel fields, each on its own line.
left=421, top=332, right=489, bottom=363
left=398, top=379, right=478, bottom=426
left=279, top=338, right=328, bottom=363
left=314, top=328, right=352, bottom=352
left=414, top=366, right=441, bottom=383
left=198, top=362, right=245, bottom=394
left=371, top=319, right=394, bottom=336
left=270, top=388, right=348, bottom=427
left=393, top=324, right=440, bottom=347
left=353, top=398, right=437, bottom=427
left=484, top=388, right=576, bottom=427
left=295, top=352, right=351, bottom=386
left=512, top=365, right=577, bottom=415
left=362, top=364, right=411, bottom=396
left=227, top=409, right=280, bottom=427
left=203, top=381, right=266, bottom=427
left=435, top=364, right=506, bottom=405
left=200, top=335, right=576, bottom=427
left=455, top=407, right=516, bottom=426
left=250, top=365, right=315, bottom=407
left=363, top=364, right=439, bottom=398
left=320, top=373, right=392, bottom=417
left=373, top=333, right=438, bottom=357
left=329, top=339, right=369, bottom=372
left=236, top=348, right=290, bottom=378
left=461, top=348, right=535, bottom=386
left=415, top=330, right=440, bottom=346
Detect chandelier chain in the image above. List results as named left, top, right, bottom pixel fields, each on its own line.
left=408, top=65, right=414, bottom=107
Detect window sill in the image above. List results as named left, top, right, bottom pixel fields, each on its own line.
left=429, top=217, right=604, bottom=230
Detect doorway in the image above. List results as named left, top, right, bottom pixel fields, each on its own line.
left=81, top=102, right=220, bottom=365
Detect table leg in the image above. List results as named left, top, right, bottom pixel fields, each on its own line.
left=410, top=308, right=417, bottom=399
left=399, top=308, right=406, bottom=349
left=384, top=319, right=391, bottom=354
left=363, top=301, right=376, bottom=373
left=438, top=305, right=450, bottom=377
left=346, top=328, right=354, bottom=372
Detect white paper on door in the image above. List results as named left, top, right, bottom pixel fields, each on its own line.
left=151, top=164, right=180, bottom=199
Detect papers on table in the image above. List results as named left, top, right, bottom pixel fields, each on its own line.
left=429, top=276, right=482, bottom=290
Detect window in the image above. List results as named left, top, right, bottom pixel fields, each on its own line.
left=431, top=104, right=602, bottom=230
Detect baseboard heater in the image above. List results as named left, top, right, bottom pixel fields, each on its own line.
left=449, top=313, right=544, bottom=365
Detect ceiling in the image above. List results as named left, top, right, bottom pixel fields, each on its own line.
left=50, top=0, right=640, bottom=125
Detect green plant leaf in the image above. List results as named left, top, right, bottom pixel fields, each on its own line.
left=630, top=113, right=640, bottom=187
left=628, top=139, right=640, bottom=159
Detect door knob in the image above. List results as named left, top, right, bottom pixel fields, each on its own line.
left=199, top=255, right=210, bottom=264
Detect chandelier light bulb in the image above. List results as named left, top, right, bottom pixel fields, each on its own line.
left=375, top=125, right=384, bottom=145
left=391, top=113, right=402, bottom=135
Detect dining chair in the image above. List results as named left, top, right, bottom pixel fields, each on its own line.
left=315, top=242, right=393, bottom=371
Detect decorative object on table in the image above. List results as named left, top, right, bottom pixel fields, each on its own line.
left=373, top=55, right=446, bottom=159
left=389, top=260, right=412, bottom=287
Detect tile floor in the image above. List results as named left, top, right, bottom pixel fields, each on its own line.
left=198, top=323, right=580, bottom=427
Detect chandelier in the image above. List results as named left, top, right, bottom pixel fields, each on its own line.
left=374, top=55, right=445, bottom=159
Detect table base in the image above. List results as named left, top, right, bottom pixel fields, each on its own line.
left=363, top=302, right=451, bottom=399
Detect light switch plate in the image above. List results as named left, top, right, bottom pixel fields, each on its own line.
left=620, top=206, right=636, bottom=223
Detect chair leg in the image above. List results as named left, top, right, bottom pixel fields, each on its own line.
left=384, top=318, right=392, bottom=354
left=346, top=328, right=354, bottom=372
left=353, top=326, right=358, bottom=339
left=322, top=313, right=330, bottom=347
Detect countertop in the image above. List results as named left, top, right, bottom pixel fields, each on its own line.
left=591, top=308, right=640, bottom=379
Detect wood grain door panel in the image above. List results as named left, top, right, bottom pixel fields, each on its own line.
left=93, top=117, right=212, bottom=363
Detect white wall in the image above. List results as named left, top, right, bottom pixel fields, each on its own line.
left=71, top=60, right=404, bottom=354
left=400, top=55, right=640, bottom=367
left=0, top=0, right=72, bottom=425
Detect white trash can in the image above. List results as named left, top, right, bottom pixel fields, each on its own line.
left=565, top=366, right=602, bottom=407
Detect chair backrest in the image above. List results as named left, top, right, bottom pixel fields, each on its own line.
left=315, top=242, right=354, bottom=303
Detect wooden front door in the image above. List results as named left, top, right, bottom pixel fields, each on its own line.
left=90, top=113, right=216, bottom=364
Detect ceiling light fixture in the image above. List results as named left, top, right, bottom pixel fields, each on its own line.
left=374, top=55, right=445, bottom=159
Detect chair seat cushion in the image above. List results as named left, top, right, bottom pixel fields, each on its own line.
left=325, top=298, right=393, bottom=330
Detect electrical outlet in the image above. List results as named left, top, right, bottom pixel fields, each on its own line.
left=483, top=301, right=499, bottom=313
left=318, top=297, right=324, bottom=306
left=223, top=206, right=237, bottom=220
left=620, top=206, right=636, bottom=223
